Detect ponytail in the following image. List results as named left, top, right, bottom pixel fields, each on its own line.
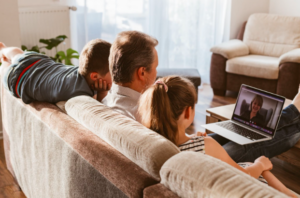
left=138, top=76, right=197, bottom=145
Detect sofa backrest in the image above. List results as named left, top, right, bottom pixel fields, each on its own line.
left=244, top=13, right=300, bottom=57
left=65, top=96, right=180, bottom=180
left=160, top=152, right=289, bottom=198
left=1, top=85, right=160, bottom=198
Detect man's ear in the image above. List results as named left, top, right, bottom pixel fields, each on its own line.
left=136, top=67, right=146, bottom=81
left=184, top=106, right=191, bottom=119
left=89, top=72, right=101, bottom=81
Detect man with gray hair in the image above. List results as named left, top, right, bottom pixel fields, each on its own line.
left=102, top=31, right=159, bottom=120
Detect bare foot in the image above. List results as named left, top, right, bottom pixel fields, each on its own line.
left=0, top=42, right=6, bottom=49
left=292, top=92, right=300, bottom=112
left=0, top=42, right=7, bottom=61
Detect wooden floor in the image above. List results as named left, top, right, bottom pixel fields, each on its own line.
left=0, top=84, right=299, bottom=197
left=0, top=141, right=26, bottom=198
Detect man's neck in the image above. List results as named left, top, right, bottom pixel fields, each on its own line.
left=117, top=82, right=144, bottom=93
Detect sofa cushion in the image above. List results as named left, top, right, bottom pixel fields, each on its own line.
left=160, top=152, right=289, bottom=198
left=56, top=101, right=67, bottom=113
left=226, top=55, right=279, bottom=79
left=65, top=96, right=180, bottom=180
left=244, top=13, right=300, bottom=57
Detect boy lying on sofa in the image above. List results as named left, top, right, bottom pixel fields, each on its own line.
left=0, top=40, right=111, bottom=103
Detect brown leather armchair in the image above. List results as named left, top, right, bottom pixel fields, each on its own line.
left=210, top=14, right=300, bottom=99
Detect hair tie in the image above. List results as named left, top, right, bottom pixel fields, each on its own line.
left=154, top=80, right=168, bottom=92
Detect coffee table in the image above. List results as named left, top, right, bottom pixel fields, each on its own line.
left=205, top=99, right=300, bottom=167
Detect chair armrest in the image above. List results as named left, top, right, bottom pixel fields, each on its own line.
left=279, top=48, right=300, bottom=64
left=210, top=39, right=249, bottom=59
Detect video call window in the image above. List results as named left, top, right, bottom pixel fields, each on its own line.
left=233, top=86, right=284, bottom=135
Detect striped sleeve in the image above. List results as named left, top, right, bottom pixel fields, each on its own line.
left=178, top=136, right=205, bottom=154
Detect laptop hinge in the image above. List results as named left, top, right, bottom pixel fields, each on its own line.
left=231, top=120, right=272, bottom=138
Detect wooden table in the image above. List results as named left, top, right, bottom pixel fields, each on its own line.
left=206, top=99, right=300, bottom=168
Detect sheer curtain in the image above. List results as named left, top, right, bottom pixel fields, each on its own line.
left=70, top=0, right=230, bottom=83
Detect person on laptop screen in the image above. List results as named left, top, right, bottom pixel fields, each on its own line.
left=240, top=95, right=265, bottom=127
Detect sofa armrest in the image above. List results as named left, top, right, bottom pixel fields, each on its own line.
left=210, top=39, right=249, bottom=59
left=160, top=152, right=289, bottom=198
left=279, top=48, right=300, bottom=64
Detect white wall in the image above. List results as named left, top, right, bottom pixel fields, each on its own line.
left=269, top=0, right=300, bottom=16
left=0, top=0, right=22, bottom=46
left=18, top=0, right=70, bottom=7
left=230, top=0, right=270, bottom=39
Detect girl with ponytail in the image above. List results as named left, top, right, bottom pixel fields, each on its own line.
left=138, top=76, right=296, bottom=198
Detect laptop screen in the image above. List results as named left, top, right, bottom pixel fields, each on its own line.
left=232, top=85, right=285, bottom=137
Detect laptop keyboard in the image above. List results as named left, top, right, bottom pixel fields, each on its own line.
left=216, top=122, right=266, bottom=140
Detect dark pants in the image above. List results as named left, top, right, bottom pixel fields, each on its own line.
left=209, top=104, right=300, bottom=162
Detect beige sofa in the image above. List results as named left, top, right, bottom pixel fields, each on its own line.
left=210, top=13, right=300, bottom=99
left=1, top=61, right=295, bottom=198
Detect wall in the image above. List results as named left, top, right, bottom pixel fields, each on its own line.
left=269, top=0, right=300, bottom=16
left=0, top=0, right=22, bottom=139
left=230, top=0, right=270, bottom=39
left=17, top=0, right=77, bottom=50
left=18, top=0, right=70, bottom=7
left=0, top=0, right=22, bottom=46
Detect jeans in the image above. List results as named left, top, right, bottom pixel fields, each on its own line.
left=209, top=104, right=300, bottom=162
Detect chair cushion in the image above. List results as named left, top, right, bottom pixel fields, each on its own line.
left=226, top=55, right=279, bottom=79
left=65, top=96, right=180, bottom=180
left=160, top=152, right=289, bottom=198
left=244, top=13, right=300, bottom=57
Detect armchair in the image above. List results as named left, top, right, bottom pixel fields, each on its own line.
left=210, top=14, right=300, bottom=99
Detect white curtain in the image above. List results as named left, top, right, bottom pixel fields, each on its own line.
left=70, top=0, right=230, bottom=83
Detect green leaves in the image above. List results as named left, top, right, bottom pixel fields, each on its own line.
left=51, top=54, right=62, bottom=63
left=21, top=35, right=79, bottom=65
left=21, top=45, right=40, bottom=53
left=57, top=48, right=80, bottom=65
left=39, top=35, right=67, bottom=50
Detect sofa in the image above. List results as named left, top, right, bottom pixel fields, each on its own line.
left=0, top=62, right=296, bottom=197
left=210, top=13, right=300, bottom=100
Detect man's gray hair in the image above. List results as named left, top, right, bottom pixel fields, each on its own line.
left=109, top=31, right=158, bottom=83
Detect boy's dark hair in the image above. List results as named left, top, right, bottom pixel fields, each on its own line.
left=79, top=39, right=111, bottom=77
left=109, top=31, right=158, bottom=83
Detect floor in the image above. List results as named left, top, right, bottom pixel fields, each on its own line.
left=0, top=141, right=26, bottom=198
left=0, top=84, right=299, bottom=197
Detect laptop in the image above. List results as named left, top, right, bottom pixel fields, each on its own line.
left=202, top=85, right=285, bottom=145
